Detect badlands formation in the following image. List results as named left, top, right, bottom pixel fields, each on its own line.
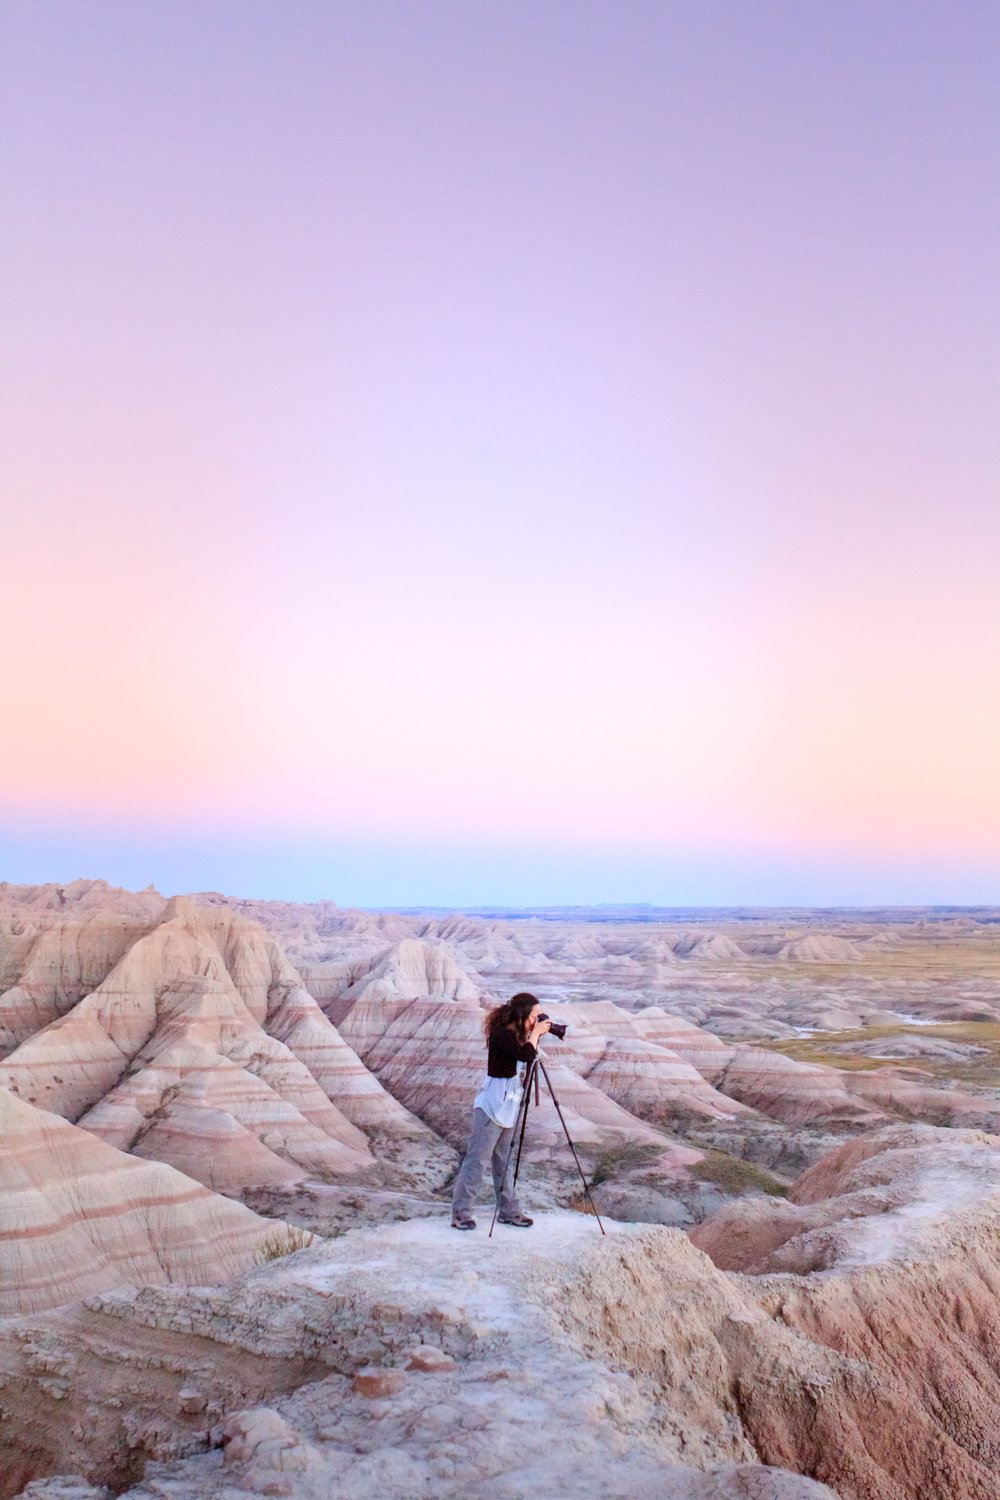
left=2, top=882, right=1000, bottom=1498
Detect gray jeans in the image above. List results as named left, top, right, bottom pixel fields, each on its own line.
left=451, top=1107, right=522, bottom=1219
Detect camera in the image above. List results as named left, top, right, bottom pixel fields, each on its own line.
left=537, top=1012, right=568, bottom=1041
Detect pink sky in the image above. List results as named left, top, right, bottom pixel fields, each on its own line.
left=2, top=2, right=998, bottom=904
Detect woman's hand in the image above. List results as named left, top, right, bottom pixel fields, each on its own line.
left=528, top=1016, right=552, bottom=1047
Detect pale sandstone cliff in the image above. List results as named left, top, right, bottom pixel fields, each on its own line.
left=0, top=913, right=149, bottom=1050
left=335, top=937, right=484, bottom=1005
left=681, top=1125, right=1000, bottom=1498
left=545, top=1002, right=755, bottom=1124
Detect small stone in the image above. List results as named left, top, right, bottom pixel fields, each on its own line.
left=415, top=1403, right=460, bottom=1431
left=352, top=1368, right=407, bottom=1398
left=430, top=1304, right=464, bottom=1325
left=406, top=1346, right=457, bottom=1373
left=222, top=1406, right=294, bottom=1466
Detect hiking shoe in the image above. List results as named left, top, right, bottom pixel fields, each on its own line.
left=497, top=1212, right=533, bottom=1227
left=451, top=1214, right=476, bottom=1231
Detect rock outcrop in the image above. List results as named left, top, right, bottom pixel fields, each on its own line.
left=0, top=900, right=451, bottom=1196
left=682, top=1125, right=1000, bottom=1497
left=692, top=1124, right=1000, bottom=1275
left=265, top=981, right=432, bottom=1140
left=674, top=932, right=747, bottom=960
left=0, top=1212, right=838, bottom=1500
left=4, top=884, right=1000, bottom=1500
left=13, top=1130, right=1000, bottom=1500
left=0, top=913, right=149, bottom=1051
left=336, top=938, right=484, bottom=1005
left=778, top=934, right=864, bottom=962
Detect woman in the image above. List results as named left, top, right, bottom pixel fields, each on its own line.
left=451, top=991, right=551, bottom=1230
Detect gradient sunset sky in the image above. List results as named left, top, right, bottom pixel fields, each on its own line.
left=3, top=2, right=998, bottom=906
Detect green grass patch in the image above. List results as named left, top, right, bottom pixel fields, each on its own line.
left=589, top=1140, right=667, bottom=1187
left=689, top=1149, right=789, bottom=1197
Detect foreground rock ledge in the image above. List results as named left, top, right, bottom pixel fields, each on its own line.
left=4, top=1212, right=836, bottom=1500
left=8, top=1127, right=1000, bottom=1500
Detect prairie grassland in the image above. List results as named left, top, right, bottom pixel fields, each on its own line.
left=729, top=944, right=1000, bottom=988
left=759, top=1021, right=1000, bottom=1088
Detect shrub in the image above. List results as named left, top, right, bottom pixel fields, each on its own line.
left=254, top=1224, right=315, bottom=1264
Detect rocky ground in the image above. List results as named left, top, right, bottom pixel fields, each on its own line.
left=2, top=880, right=1000, bottom=1497
left=12, top=1121, right=1000, bottom=1500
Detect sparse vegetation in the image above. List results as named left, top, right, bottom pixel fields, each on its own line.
left=589, top=1139, right=667, bottom=1187
left=757, top=1021, right=1000, bottom=1088
left=254, top=1224, right=316, bottom=1263
left=566, top=1192, right=602, bottom=1216
left=689, top=1149, right=788, bottom=1197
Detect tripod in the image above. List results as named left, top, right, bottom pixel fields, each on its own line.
left=488, top=1052, right=606, bottom=1237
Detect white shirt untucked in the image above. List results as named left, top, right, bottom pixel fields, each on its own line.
left=473, top=1061, right=528, bottom=1128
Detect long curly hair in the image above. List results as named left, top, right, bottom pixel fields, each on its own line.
left=483, top=991, right=539, bottom=1043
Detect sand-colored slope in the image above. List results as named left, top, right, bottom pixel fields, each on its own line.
left=76, top=1040, right=363, bottom=1190
left=0, top=912, right=147, bottom=1051
left=0, top=1087, right=284, bottom=1314
left=554, top=1002, right=755, bottom=1123
left=337, top=937, right=484, bottom=1004
left=265, top=981, right=433, bottom=1140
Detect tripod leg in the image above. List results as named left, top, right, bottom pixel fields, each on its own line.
left=510, top=1058, right=537, bottom=1189
left=488, top=1062, right=535, bottom=1239
left=536, top=1057, right=606, bottom=1235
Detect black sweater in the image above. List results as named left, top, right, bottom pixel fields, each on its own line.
left=487, top=1027, right=537, bottom=1079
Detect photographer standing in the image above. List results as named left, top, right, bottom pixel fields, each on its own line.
left=451, top=992, right=551, bottom=1230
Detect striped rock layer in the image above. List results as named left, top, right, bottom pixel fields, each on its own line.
left=0, top=1086, right=284, bottom=1314
left=0, top=898, right=435, bottom=1197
